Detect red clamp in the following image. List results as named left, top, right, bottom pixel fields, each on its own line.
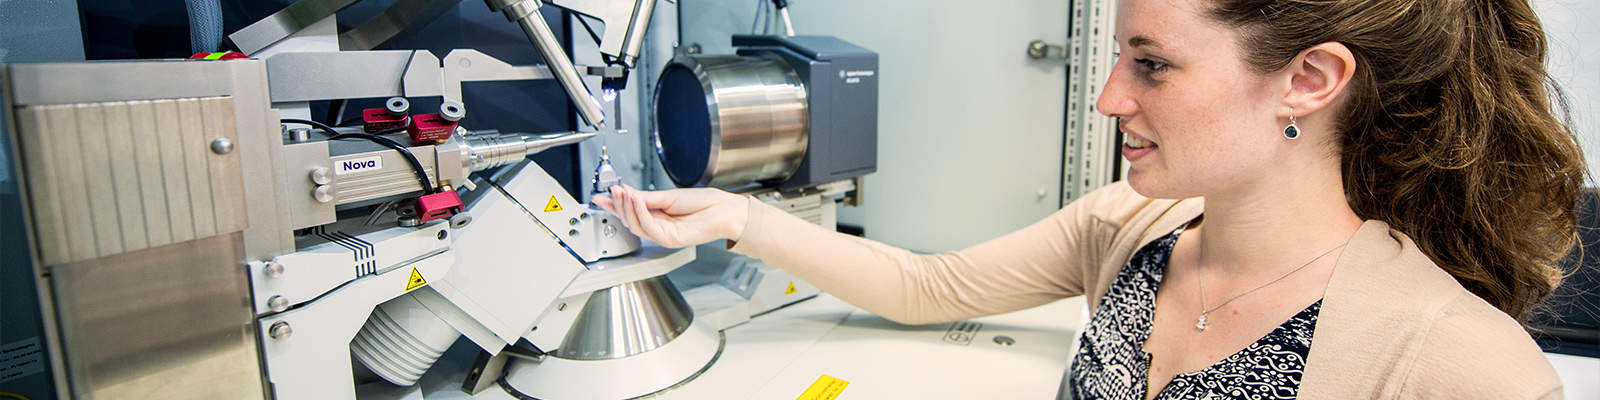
left=416, top=190, right=463, bottom=224
left=364, top=97, right=412, bottom=133
left=189, top=52, right=248, bottom=60
left=362, top=108, right=410, bottom=133
left=407, top=113, right=458, bottom=143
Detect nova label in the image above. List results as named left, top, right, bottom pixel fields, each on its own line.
left=336, top=156, right=383, bottom=175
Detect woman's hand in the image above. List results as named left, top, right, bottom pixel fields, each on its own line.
left=591, top=185, right=749, bottom=248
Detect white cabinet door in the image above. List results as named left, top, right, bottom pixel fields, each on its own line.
left=681, top=0, right=1071, bottom=252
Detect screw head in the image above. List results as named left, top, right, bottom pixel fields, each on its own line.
left=440, top=101, right=466, bottom=122
left=263, top=261, right=285, bottom=278
left=269, top=321, right=292, bottom=339
left=450, top=214, right=473, bottom=229
left=993, top=335, right=1016, bottom=346
left=309, top=168, right=333, bottom=185
left=385, top=97, right=411, bottom=115
left=210, top=138, right=235, bottom=154
left=603, top=224, right=617, bottom=238
left=567, top=229, right=579, bottom=237
left=437, top=230, right=449, bottom=240
left=312, top=185, right=334, bottom=203
left=267, top=295, right=289, bottom=312
left=568, top=217, right=580, bottom=226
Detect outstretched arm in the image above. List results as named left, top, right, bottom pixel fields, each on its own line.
left=595, top=185, right=1092, bottom=325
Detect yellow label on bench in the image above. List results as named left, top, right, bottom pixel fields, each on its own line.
left=797, top=374, right=849, bottom=400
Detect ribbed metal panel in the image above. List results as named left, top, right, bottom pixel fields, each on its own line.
left=14, top=96, right=247, bottom=265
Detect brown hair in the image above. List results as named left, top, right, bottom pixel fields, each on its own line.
left=1206, top=0, right=1586, bottom=319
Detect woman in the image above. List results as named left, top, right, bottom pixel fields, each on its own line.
left=595, top=0, right=1584, bottom=398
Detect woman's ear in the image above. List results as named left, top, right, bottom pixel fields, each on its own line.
left=1284, top=42, right=1357, bottom=116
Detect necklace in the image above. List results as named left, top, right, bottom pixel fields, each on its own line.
left=1194, top=239, right=1349, bottom=332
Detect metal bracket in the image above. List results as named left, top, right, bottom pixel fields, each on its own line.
left=339, top=0, right=465, bottom=51
left=440, top=49, right=553, bottom=103
left=461, top=350, right=512, bottom=395
left=230, top=0, right=362, bottom=55
left=233, top=0, right=466, bottom=55
left=437, top=49, right=628, bottom=105
left=1027, top=40, right=1067, bottom=61
left=261, top=49, right=625, bottom=104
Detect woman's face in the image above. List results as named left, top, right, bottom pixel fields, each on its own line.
left=1099, top=0, right=1286, bottom=199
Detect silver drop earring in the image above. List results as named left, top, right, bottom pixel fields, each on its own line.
left=1284, top=107, right=1301, bottom=140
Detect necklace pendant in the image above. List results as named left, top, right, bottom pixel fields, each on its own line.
left=1195, top=314, right=1208, bottom=331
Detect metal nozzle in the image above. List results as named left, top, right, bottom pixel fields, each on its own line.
left=463, top=132, right=596, bottom=172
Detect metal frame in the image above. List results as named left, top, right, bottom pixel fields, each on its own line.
left=1062, top=0, right=1121, bottom=204
left=3, top=59, right=281, bottom=399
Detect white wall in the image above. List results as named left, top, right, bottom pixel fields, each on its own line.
left=1534, top=0, right=1600, bottom=184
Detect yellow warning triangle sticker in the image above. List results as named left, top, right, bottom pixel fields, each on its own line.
left=405, top=267, right=428, bottom=292
left=785, top=281, right=797, bottom=295
left=543, top=195, right=564, bottom=212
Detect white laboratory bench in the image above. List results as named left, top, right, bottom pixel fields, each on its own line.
left=392, top=293, right=1596, bottom=399
left=407, top=295, right=1084, bottom=399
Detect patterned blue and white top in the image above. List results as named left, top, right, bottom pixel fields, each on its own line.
left=1067, top=228, right=1321, bottom=400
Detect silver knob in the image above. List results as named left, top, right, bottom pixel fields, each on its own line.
left=267, top=295, right=289, bottom=312
left=262, top=261, right=285, bottom=278
left=210, top=138, right=235, bottom=154
left=288, top=127, right=311, bottom=142
left=269, top=321, right=292, bottom=339
left=313, top=185, right=334, bottom=203
left=309, top=168, right=333, bottom=185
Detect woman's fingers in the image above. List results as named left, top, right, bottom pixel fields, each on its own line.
left=630, top=186, right=670, bottom=245
left=610, top=187, right=634, bottom=231
left=617, top=186, right=646, bottom=237
left=591, top=193, right=615, bottom=214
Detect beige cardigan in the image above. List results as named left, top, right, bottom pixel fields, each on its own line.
left=729, top=182, right=1563, bottom=399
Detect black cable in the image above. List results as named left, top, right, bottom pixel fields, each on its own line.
left=282, top=118, right=435, bottom=195
left=280, top=118, right=340, bottom=137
